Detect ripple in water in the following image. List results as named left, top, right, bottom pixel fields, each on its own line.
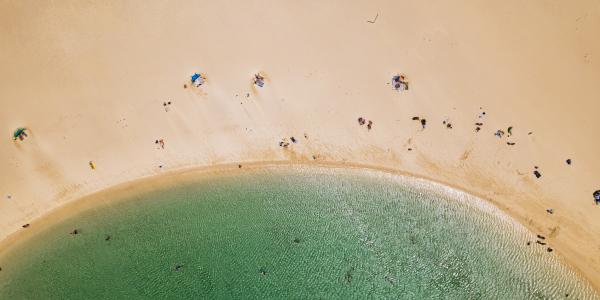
left=0, top=166, right=597, bottom=299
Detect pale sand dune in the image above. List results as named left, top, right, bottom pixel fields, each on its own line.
left=1, top=0, right=600, bottom=290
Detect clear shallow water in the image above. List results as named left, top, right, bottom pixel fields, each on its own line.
left=0, top=167, right=597, bottom=299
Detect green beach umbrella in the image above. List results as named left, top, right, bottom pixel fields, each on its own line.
left=13, top=127, right=26, bottom=140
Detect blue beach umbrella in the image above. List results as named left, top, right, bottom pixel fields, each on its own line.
left=191, top=73, right=201, bottom=83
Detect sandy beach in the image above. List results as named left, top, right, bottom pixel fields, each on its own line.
left=1, top=0, right=599, bottom=291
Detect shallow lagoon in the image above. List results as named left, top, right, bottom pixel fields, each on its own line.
left=0, top=167, right=596, bottom=299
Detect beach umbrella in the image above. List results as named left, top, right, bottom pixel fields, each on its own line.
left=12, top=127, right=26, bottom=140
left=191, top=73, right=201, bottom=83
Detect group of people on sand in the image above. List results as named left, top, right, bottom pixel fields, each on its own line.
left=155, top=139, right=165, bottom=149
left=279, top=136, right=299, bottom=148
left=188, top=72, right=266, bottom=88
left=162, top=101, right=172, bottom=112
left=357, top=117, right=373, bottom=130
left=527, top=234, right=553, bottom=252
left=389, top=89, right=600, bottom=208
left=392, top=74, right=409, bottom=91
left=411, top=116, right=426, bottom=129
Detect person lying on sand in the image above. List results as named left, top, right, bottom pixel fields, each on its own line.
left=254, top=74, right=265, bottom=87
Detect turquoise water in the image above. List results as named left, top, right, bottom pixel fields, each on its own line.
left=0, top=167, right=597, bottom=299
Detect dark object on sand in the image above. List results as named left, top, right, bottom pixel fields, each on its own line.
left=13, top=127, right=28, bottom=141
left=507, top=126, right=513, bottom=136
left=494, top=130, right=505, bottom=138
left=446, top=123, right=452, bottom=129
left=475, top=127, right=481, bottom=132
left=536, top=240, right=546, bottom=246
left=537, top=234, right=545, bottom=240
left=547, top=248, right=553, bottom=252
left=507, top=142, right=516, bottom=146
left=367, top=120, right=373, bottom=130
left=70, top=229, right=79, bottom=235
left=238, top=164, right=242, bottom=168
left=254, top=74, right=265, bottom=87
left=290, top=137, right=297, bottom=143
left=546, top=208, right=554, bottom=214
left=420, top=119, right=426, bottom=129
left=367, top=13, right=378, bottom=24
left=475, top=122, right=483, bottom=126
left=22, top=223, right=30, bottom=228
left=105, top=235, right=111, bottom=241
left=392, top=74, right=408, bottom=91
left=408, top=148, right=412, bottom=151
left=358, top=117, right=366, bottom=125
left=526, top=241, right=531, bottom=246
left=533, top=170, right=542, bottom=178
left=566, top=159, right=572, bottom=165
left=412, top=116, right=420, bottom=121
left=594, top=190, right=600, bottom=204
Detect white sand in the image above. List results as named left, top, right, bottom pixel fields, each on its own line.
left=1, top=0, right=599, bottom=290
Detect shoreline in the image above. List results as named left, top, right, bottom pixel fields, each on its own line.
left=1, top=160, right=597, bottom=291
left=2, top=0, right=599, bottom=295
